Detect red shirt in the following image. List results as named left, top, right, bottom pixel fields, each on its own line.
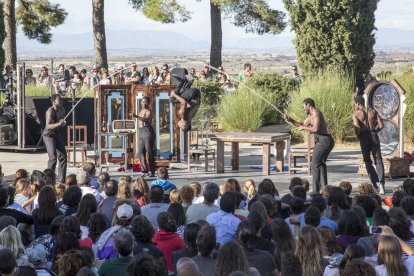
left=152, top=230, right=185, bottom=271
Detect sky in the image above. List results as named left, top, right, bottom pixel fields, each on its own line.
left=47, top=0, right=414, bottom=41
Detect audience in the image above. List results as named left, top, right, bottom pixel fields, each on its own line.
left=141, top=185, right=169, bottom=228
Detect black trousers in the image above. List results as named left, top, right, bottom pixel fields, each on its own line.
left=312, top=134, right=335, bottom=194
left=138, top=126, right=156, bottom=174
left=359, top=131, right=385, bottom=186
left=43, top=133, right=67, bottom=183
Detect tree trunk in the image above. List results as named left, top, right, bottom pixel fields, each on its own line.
left=209, top=0, right=222, bottom=68
left=3, top=0, right=16, bottom=69
left=92, top=0, right=108, bottom=69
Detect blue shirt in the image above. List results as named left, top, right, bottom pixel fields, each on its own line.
left=151, top=179, right=177, bottom=191
left=206, top=210, right=241, bottom=245
left=299, top=213, right=338, bottom=232
left=91, top=178, right=100, bottom=190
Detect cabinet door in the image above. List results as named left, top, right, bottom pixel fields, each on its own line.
left=155, top=91, right=174, bottom=159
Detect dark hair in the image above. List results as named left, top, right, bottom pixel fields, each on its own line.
left=339, top=181, right=353, bottom=196
left=157, top=212, right=177, bottom=232
left=224, top=178, right=241, bottom=193
left=51, top=93, right=61, bottom=103
left=328, top=187, right=350, bottom=220
left=303, top=98, right=315, bottom=107
left=98, top=172, right=110, bottom=187
left=368, top=193, right=382, bottom=208
left=104, top=179, right=118, bottom=197
left=157, top=167, right=168, bottom=179
left=289, top=196, right=305, bottom=215
left=289, top=177, right=303, bottom=190
left=247, top=210, right=265, bottom=234
left=271, top=218, right=296, bottom=271
left=60, top=216, right=81, bottom=239
left=76, top=266, right=96, bottom=276
left=13, top=169, right=29, bottom=186
left=339, top=244, right=365, bottom=274
left=183, top=223, right=201, bottom=258
left=50, top=215, right=65, bottom=236
left=373, top=208, right=390, bottom=227
left=354, top=95, right=365, bottom=106
left=149, top=185, right=164, bottom=203
left=354, top=195, right=378, bottom=218
left=114, top=229, right=134, bottom=257
left=392, top=190, right=408, bottom=207
left=4, top=186, right=15, bottom=205
left=243, top=63, right=251, bottom=70
left=62, top=185, right=82, bottom=207
left=65, top=174, right=77, bottom=187
left=126, top=253, right=166, bottom=276
left=401, top=196, right=414, bottom=216
left=133, top=177, right=149, bottom=200
left=79, top=247, right=94, bottom=268
left=14, top=266, right=36, bottom=276
left=0, top=187, right=9, bottom=207
left=131, top=215, right=155, bottom=243
left=37, top=185, right=59, bottom=224
left=87, top=213, right=108, bottom=243
left=258, top=179, right=275, bottom=196
left=259, top=194, right=278, bottom=218
left=250, top=201, right=269, bottom=222
left=280, top=253, right=302, bottom=276
left=305, top=206, right=321, bottom=227
left=203, top=182, right=220, bottom=203
left=167, top=203, right=186, bottom=227
left=389, top=207, right=413, bottom=241
left=220, top=192, right=237, bottom=213
left=338, top=210, right=364, bottom=236
left=402, top=178, right=414, bottom=196
left=0, top=248, right=16, bottom=274
left=342, top=259, right=376, bottom=276
left=43, top=168, right=56, bottom=185
left=319, top=227, right=341, bottom=256
left=215, top=241, right=249, bottom=276
left=76, top=194, right=97, bottom=226
left=236, top=221, right=256, bottom=251
left=292, top=185, right=307, bottom=201
left=311, top=194, right=327, bottom=212
left=56, top=249, right=88, bottom=276
left=196, top=225, right=216, bottom=257
left=55, top=232, right=80, bottom=256
left=82, top=162, right=96, bottom=177
left=31, top=170, right=45, bottom=183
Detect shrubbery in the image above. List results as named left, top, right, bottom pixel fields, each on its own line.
left=287, top=71, right=355, bottom=142
left=218, top=73, right=298, bottom=132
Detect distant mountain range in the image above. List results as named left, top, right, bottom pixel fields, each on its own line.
left=16, top=28, right=414, bottom=58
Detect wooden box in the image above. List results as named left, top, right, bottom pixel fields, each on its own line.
left=358, top=157, right=410, bottom=179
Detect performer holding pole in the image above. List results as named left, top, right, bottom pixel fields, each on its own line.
left=353, top=96, right=385, bottom=194
left=43, top=94, right=67, bottom=183
left=129, top=96, right=156, bottom=177
left=284, top=98, right=334, bottom=194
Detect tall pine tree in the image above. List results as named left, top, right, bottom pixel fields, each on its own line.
left=283, top=0, right=378, bottom=83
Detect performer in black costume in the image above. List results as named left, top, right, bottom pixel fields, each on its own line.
left=43, top=94, right=67, bottom=183
left=353, top=96, right=385, bottom=194
left=129, top=96, right=156, bottom=177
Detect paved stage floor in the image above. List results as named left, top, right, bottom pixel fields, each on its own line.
left=1, top=144, right=412, bottom=196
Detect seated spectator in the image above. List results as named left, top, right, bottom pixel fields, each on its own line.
left=172, top=223, right=201, bottom=271
left=37, top=66, right=53, bottom=87
left=0, top=225, right=29, bottom=266
left=65, top=174, right=77, bottom=189
left=152, top=212, right=185, bottom=272
left=189, top=68, right=198, bottom=80
left=130, top=215, right=164, bottom=260
left=358, top=182, right=376, bottom=196
left=0, top=248, right=17, bottom=276
left=401, top=196, right=414, bottom=233
left=392, top=190, right=408, bottom=207
left=324, top=244, right=365, bottom=276
left=117, top=179, right=137, bottom=206
left=215, top=241, right=250, bottom=276
left=186, top=182, right=220, bottom=224
left=132, top=177, right=149, bottom=206
left=281, top=177, right=303, bottom=205
left=83, top=162, right=99, bottom=190
left=193, top=225, right=216, bottom=276
left=319, top=227, right=343, bottom=267
left=126, top=253, right=166, bottom=276
left=176, top=257, right=202, bottom=276
left=75, top=194, right=97, bottom=239
left=326, top=187, right=350, bottom=222
left=236, top=221, right=278, bottom=276
left=388, top=207, right=414, bottom=257
left=0, top=187, right=33, bottom=225
left=168, top=203, right=187, bottom=238
left=280, top=253, right=302, bottom=276
left=85, top=212, right=108, bottom=256
left=304, top=206, right=321, bottom=227
left=151, top=167, right=177, bottom=192
left=14, top=178, right=32, bottom=212
left=26, top=244, right=52, bottom=276
left=247, top=178, right=276, bottom=210
left=339, top=181, right=353, bottom=205
left=403, top=178, right=414, bottom=197
left=337, top=210, right=365, bottom=252
left=5, top=186, right=27, bottom=214
left=78, top=170, right=100, bottom=203
left=250, top=201, right=272, bottom=240
left=57, top=185, right=82, bottom=216
left=352, top=206, right=370, bottom=237
left=353, top=195, right=378, bottom=226
left=358, top=208, right=390, bottom=257
left=32, top=186, right=62, bottom=238
left=190, top=182, right=203, bottom=204
left=206, top=192, right=241, bottom=245
left=98, top=180, right=118, bottom=222
left=285, top=196, right=304, bottom=237
left=341, top=259, right=376, bottom=276
left=242, top=179, right=257, bottom=202
left=141, top=185, right=169, bottom=228
left=234, top=192, right=249, bottom=220
left=55, top=183, right=66, bottom=204
left=247, top=210, right=274, bottom=253
left=169, top=189, right=180, bottom=203
left=298, top=194, right=338, bottom=232
left=55, top=249, right=89, bottom=276
left=98, top=229, right=134, bottom=276
left=180, top=185, right=194, bottom=211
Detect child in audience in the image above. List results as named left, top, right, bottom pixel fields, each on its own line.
left=151, top=167, right=177, bottom=191
left=190, top=182, right=203, bottom=204
left=14, top=179, right=32, bottom=213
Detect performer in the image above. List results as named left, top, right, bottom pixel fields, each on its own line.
left=353, top=96, right=385, bottom=194
left=42, top=94, right=67, bottom=183
left=129, top=96, right=156, bottom=177
left=284, top=98, right=334, bottom=194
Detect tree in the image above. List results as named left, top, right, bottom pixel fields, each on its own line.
left=283, top=0, right=378, bottom=83
left=92, top=0, right=107, bottom=69
left=0, top=2, right=6, bottom=72
left=2, top=0, right=67, bottom=68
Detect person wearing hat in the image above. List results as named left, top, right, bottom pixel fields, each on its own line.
left=124, top=63, right=141, bottom=85
left=26, top=244, right=52, bottom=276
left=78, top=170, right=101, bottom=203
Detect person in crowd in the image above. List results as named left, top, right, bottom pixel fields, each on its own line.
left=206, top=192, right=241, bottom=245
left=296, top=225, right=326, bottom=276
left=82, top=163, right=99, bottom=189
left=324, top=244, right=365, bottom=276
left=192, top=225, right=216, bottom=276
left=176, top=257, right=202, bottom=276
left=250, top=201, right=272, bottom=240
left=98, top=172, right=110, bottom=192
left=402, top=178, right=414, bottom=196
left=149, top=66, right=162, bottom=85
left=190, top=182, right=203, bottom=204
left=180, top=185, right=194, bottom=211
left=117, top=179, right=137, bottom=206
left=100, top=71, right=111, bottom=85
left=80, top=69, right=90, bottom=90
left=243, top=179, right=257, bottom=202
left=0, top=248, right=17, bottom=276
left=247, top=178, right=277, bottom=210
left=98, top=229, right=134, bottom=276
left=339, top=181, right=353, bottom=205
left=55, top=183, right=66, bottom=204
left=151, top=167, right=177, bottom=191
left=168, top=203, right=187, bottom=238
left=125, top=63, right=141, bottom=85
left=172, top=223, right=201, bottom=272
left=319, top=226, right=343, bottom=267
left=285, top=196, right=304, bottom=237
left=13, top=168, right=29, bottom=186
left=26, top=244, right=52, bottom=276
left=43, top=168, right=57, bottom=186
left=0, top=187, right=33, bottom=225
left=32, top=186, right=62, bottom=238
left=239, top=63, right=253, bottom=81
left=5, top=186, right=27, bottom=214
left=388, top=207, right=414, bottom=256
left=152, top=211, right=185, bottom=272
left=90, top=67, right=100, bottom=87
left=126, top=253, right=166, bottom=276
left=246, top=210, right=273, bottom=253
left=271, top=218, right=296, bottom=271
left=113, top=65, right=124, bottom=85
left=26, top=69, right=37, bottom=85
left=189, top=68, right=198, bottom=80
left=291, top=65, right=302, bottom=82
left=75, top=194, right=97, bottom=239
left=65, top=174, right=77, bottom=188
left=85, top=212, right=108, bottom=255
left=13, top=178, right=32, bottom=212
left=401, top=195, right=414, bottom=233
left=215, top=240, right=250, bottom=276
left=57, top=185, right=82, bottom=216
left=130, top=215, right=164, bottom=260
left=337, top=210, right=365, bottom=252
left=279, top=253, right=302, bottom=276
left=341, top=259, right=376, bottom=276
left=281, top=177, right=303, bottom=205
left=0, top=225, right=29, bottom=266
left=236, top=221, right=278, bottom=276
left=187, top=182, right=220, bottom=223
left=37, top=66, right=52, bottom=87
left=304, top=206, right=321, bottom=227
left=78, top=170, right=100, bottom=203
left=160, top=64, right=171, bottom=84
left=98, top=179, right=118, bottom=222
left=132, top=177, right=150, bottom=206
left=358, top=208, right=389, bottom=257
left=140, top=67, right=150, bottom=85
left=141, top=185, right=169, bottom=228
left=169, top=189, right=180, bottom=203
left=326, top=186, right=350, bottom=222
left=55, top=249, right=88, bottom=276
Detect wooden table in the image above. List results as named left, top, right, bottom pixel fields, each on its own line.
left=210, top=132, right=291, bottom=175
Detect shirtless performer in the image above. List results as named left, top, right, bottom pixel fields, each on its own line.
left=129, top=96, right=155, bottom=177
left=353, top=96, right=385, bottom=194
left=284, top=98, right=335, bottom=194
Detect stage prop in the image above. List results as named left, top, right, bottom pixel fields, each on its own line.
left=358, top=80, right=409, bottom=178
left=97, top=85, right=181, bottom=169
left=210, top=132, right=291, bottom=176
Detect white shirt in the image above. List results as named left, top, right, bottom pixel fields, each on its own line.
left=80, top=186, right=101, bottom=203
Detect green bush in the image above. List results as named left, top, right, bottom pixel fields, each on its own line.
left=218, top=73, right=298, bottom=132
left=287, top=71, right=355, bottom=142
left=25, top=85, right=95, bottom=98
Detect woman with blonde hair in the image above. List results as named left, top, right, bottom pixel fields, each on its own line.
left=0, top=225, right=29, bottom=266
left=296, top=225, right=326, bottom=276
left=375, top=235, right=409, bottom=276
left=149, top=66, right=162, bottom=85
left=243, top=179, right=257, bottom=200
left=117, top=179, right=136, bottom=205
